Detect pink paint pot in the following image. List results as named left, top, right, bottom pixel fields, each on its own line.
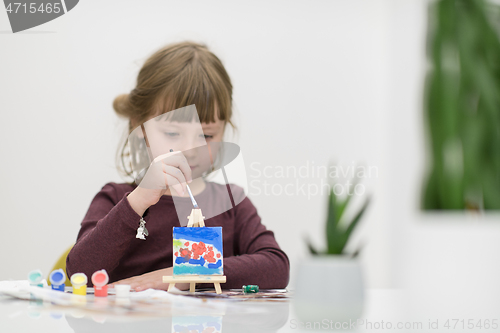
left=91, top=269, right=109, bottom=297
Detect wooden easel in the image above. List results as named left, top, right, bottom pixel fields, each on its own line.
left=163, top=208, right=226, bottom=294
left=186, top=208, right=205, bottom=227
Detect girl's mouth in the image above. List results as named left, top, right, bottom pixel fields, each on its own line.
left=189, top=165, right=198, bottom=170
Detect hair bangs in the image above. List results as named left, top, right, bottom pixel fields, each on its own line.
left=152, top=61, right=231, bottom=125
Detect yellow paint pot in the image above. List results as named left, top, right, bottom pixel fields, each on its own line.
left=70, top=273, right=88, bottom=296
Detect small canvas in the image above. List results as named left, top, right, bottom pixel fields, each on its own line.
left=173, top=227, right=223, bottom=275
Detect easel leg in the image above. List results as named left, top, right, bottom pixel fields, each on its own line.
left=168, top=283, right=175, bottom=292
left=190, top=282, right=196, bottom=292
left=214, top=282, right=222, bottom=294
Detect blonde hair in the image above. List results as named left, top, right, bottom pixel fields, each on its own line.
left=113, top=41, right=235, bottom=181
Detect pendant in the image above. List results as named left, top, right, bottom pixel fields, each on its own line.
left=136, top=217, right=148, bottom=240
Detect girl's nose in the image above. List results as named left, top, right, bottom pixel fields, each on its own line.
left=178, top=135, right=206, bottom=153
left=180, top=144, right=197, bottom=160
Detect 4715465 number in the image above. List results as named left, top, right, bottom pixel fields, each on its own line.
left=6, top=2, right=62, bottom=14
left=444, top=319, right=498, bottom=330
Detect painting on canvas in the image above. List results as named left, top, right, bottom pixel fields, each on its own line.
left=173, top=227, right=223, bottom=275
left=172, top=316, right=222, bottom=333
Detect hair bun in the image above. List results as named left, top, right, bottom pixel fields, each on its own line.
left=113, top=93, right=134, bottom=118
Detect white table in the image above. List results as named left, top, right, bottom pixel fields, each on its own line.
left=2, top=288, right=498, bottom=332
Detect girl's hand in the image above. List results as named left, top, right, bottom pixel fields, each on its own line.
left=108, top=267, right=190, bottom=292
left=127, top=151, right=193, bottom=216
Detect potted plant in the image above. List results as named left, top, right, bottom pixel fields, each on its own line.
left=293, top=169, right=371, bottom=324
left=421, top=0, right=500, bottom=211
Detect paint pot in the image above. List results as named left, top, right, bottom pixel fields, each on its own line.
left=70, top=273, right=88, bottom=296
left=49, top=269, right=66, bottom=292
left=242, top=285, right=259, bottom=294
left=91, top=269, right=109, bottom=297
left=114, top=284, right=131, bottom=298
left=28, top=269, right=43, bottom=287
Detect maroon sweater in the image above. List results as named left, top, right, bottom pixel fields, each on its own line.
left=66, top=182, right=290, bottom=289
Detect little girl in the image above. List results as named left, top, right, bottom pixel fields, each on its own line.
left=66, top=41, right=290, bottom=291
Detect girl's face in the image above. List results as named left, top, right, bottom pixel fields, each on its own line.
left=143, top=114, right=225, bottom=179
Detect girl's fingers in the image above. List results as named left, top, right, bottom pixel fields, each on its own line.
left=156, top=151, right=193, bottom=183
left=163, top=171, right=185, bottom=196
left=163, top=163, right=188, bottom=194
left=173, top=153, right=193, bottom=184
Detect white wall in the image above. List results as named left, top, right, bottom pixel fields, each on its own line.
left=3, top=0, right=481, bottom=296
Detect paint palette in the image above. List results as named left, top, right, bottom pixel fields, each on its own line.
left=173, top=227, right=223, bottom=276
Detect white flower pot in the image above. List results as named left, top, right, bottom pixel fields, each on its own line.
left=293, top=256, right=364, bottom=325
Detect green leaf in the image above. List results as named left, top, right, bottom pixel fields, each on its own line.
left=334, top=176, right=360, bottom=225
left=326, top=188, right=343, bottom=254
left=327, top=186, right=338, bottom=227
left=342, top=196, right=371, bottom=251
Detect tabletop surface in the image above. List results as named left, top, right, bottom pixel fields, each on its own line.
left=2, top=287, right=499, bottom=333
left=0, top=288, right=406, bottom=333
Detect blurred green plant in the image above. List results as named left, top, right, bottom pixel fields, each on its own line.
left=306, top=166, right=370, bottom=256
left=422, top=0, right=500, bottom=210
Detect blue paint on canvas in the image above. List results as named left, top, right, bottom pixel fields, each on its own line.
left=173, top=227, right=223, bottom=253
left=174, top=263, right=223, bottom=275
left=208, top=260, right=222, bottom=269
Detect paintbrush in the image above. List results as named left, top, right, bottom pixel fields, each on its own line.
left=170, top=149, right=199, bottom=209
left=186, top=184, right=199, bottom=209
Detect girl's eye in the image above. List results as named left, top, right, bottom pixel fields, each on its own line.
left=164, top=132, right=179, bottom=137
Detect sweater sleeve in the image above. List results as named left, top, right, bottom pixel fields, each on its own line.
left=66, top=183, right=143, bottom=283
left=201, top=197, right=290, bottom=290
